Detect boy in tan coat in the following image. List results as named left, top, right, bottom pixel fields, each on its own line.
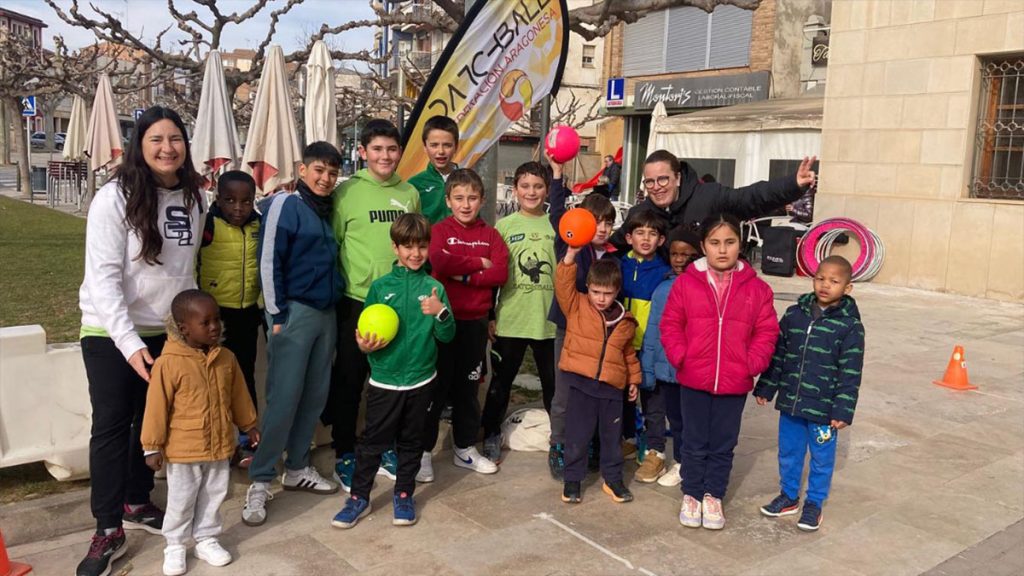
left=141, top=290, right=259, bottom=576
left=556, top=246, right=641, bottom=505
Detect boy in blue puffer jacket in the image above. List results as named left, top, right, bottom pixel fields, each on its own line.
left=639, top=226, right=701, bottom=486
left=754, top=255, right=865, bottom=532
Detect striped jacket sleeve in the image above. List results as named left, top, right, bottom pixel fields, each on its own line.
left=260, top=194, right=296, bottom=325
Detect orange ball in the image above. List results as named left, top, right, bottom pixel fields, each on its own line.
left=559, top=208, right=597, bottom=248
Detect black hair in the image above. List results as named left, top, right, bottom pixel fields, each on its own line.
left=644, top=149, right=681, bottom=174
left=819, top=255, right=854, bottom=281
left=217, top=170, right=255, bottom=196
left=171, top=289, right=217, bottom=324
left=513, top=161, right=550, bottom=188
left=360, top=118, right=401, bottom=147
left=587, top=259, right=622, bottom=290
left=701, top=173, right=716, bottom=183
left=116, top=106, right=201, bottom=265
left=624, top=211, right=667, bottom=236
left=579, top=193, right=616, bottom=224
left=390, top=213, right=431, bottom=246
left=422, top=115, right=459, bottom=143
left=668, top=225, right=703, bottom=254
left=445, top=168, right=485, bottom=197
left=302, top=141, right=342, bottom=168
left=700, top=213, right=743, bottom=241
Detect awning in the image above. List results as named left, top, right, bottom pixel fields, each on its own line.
left=652, top=95, right=823, bottom=134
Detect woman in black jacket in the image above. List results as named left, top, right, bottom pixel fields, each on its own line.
left=609, top=150, right=817, bottom=251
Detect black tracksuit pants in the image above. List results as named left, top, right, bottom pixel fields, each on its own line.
left=82, top=335, right=165, bottom=530
left=351, top=383, right=433, bottom=499
left=326, top=296, right=371, bottom=457
left=482, top=336, right=555, bottom=438
left=220, top=304, right=263, bottom=411
left=679, top=386, right=747, bottom=500
left=423, top=318, right=488, bottom=451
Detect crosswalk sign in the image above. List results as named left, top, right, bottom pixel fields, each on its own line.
left=21, top=96, right=36, bottom=117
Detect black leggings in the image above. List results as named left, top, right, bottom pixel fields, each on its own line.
left=82, top=335, right=165, bottom=530
left=481, top=336, right=555, bottom=438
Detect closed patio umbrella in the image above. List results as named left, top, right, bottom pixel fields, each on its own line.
left=192, top=50, right=242, bottom=190
left=242, top=45, right=301, bottom=196
left=304, top=40, right=337, bottom=147
left=62, top=94, right=88, bottom=162
left=85, top=74, right=122, bottom=173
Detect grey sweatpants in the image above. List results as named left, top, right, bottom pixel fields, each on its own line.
left=163, top=460, right=230, bottom=547
left=549, top=328, right=569, bottom=445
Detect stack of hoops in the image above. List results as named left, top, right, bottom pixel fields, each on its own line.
left=796, top=218, right=885, bottom=282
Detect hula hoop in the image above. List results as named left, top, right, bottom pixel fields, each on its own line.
left=796, top=218, right=885, bottom=281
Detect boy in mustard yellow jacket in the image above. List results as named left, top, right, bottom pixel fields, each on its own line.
left=141, top=290, right=259, bottom=576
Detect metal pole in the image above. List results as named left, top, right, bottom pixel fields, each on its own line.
left=539, top=95, right=551, bottom=165
left=25, top=116, right=32, bottom=202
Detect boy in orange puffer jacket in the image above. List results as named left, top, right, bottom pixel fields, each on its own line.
left=556, top=246, right=641, bottom=505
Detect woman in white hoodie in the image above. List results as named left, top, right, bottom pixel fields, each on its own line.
left=76, top=106, right=203, bottom=576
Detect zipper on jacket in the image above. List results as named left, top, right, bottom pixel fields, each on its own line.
left=594, top=320, right=612, bottom=383
left=791, top=319, right=815, bottom=416
left=710, top=275, right=732, bottom=394
left=239, top=222, right=247, bottom=308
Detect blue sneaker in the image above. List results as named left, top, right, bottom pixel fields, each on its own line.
left=377, top=449, right=398, bottom=481
left=331, top=495, right=371, bottom=529
left=548, top=444, right=565, bottom=480
left=333, top=453, right=355, bottom=493
left=797, top=502, right=823, bottom=531
left=392, top=491, right=417, bottom=526
left=760, top=492, right=800, bottom=517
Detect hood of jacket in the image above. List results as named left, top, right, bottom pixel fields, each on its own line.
left=797, top=292, right=862, bottom=320
left=350, top=168, right=405, bottom=188
left=687, top=257, right=757, bottom=286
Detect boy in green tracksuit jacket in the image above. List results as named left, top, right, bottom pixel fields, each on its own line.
left=407, top=115, right=459, bottom=224
left=331, top=213, right=455, bottom=530
left=329, top=119, right=421, bottom=486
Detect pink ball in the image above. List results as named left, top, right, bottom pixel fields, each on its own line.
left=545, top=125, right=580, bottom=164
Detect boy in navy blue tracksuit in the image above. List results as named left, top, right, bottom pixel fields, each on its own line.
left=754, top=255, right=865, bottom=532
left=242, top=142, right=346, bottom=528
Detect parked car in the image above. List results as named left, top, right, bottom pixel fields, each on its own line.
left=29, top=131, right=65, bottom=151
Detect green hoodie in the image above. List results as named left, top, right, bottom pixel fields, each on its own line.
left=407, top=163, right=454, bottom=224
left=364, top=263, right=455, bottom=389
left=333, top=169, right=420, bottom=301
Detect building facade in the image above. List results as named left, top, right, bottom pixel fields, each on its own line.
left=818, top=0, right=1023, bottom=301
left=599, top=0, right=831, bottom=201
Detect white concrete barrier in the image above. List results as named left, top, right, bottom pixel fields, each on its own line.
left=0, top=325, right=90, bottom=481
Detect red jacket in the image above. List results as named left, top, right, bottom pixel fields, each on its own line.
left=659, top=258, right=778, bottom=395
left=430, top=217, right=509, bottom=320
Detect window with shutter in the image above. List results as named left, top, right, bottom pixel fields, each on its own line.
left=665, top=7, right=710, bottom=73
left=709, top=5, right=753, bottom=69
left=623, top=11, right=667, bottom=76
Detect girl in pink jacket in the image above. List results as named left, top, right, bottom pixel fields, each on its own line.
left=660, top=213, right=779, bottom=530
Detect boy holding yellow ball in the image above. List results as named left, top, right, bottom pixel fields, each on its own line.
left=332, top=213, right=455, bottom=529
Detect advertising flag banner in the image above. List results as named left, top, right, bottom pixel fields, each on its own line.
left=398, top=0, right=569, bottom=180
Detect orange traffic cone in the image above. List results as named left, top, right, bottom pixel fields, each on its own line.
left=0, top=529, right=32, bottom=576
left=933, top=345, right=977, bottom=391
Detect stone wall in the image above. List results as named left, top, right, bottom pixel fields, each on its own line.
left=819, top=0, right=1024, bottom=301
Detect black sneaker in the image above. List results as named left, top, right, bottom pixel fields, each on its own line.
left=76, top=528, right=127, bottom=576
left=760, top=492, right=800, bottom=517
left=797, top=502, right=823, bottom=531
left=122, top=502, right=164, bottom=535
left=548, top=444, right=565, bottom=481
left=602, top=480, right=634, bottom=503
left=562, top=480, right=581, bottom=504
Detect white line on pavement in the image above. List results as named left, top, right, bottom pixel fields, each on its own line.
left=533, top=512, right=659, bottom=576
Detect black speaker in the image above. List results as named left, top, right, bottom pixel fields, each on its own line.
left=760, top=226, right=798, bottom=277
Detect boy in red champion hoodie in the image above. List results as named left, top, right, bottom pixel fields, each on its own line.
left=422, top=169, right=509, bottom=479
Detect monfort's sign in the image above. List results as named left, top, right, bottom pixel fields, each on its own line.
left=633, top=71, right=770, bottom=111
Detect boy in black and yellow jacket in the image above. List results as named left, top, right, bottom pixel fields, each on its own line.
left=198, top=171, right=262, bottom=415
left=332, top=213, right=455, bottom=530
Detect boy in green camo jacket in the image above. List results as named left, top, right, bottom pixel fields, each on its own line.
left=753, top=255, right=865, bottom=533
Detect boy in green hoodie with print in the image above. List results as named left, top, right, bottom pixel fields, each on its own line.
left=331, top=213, right=455, bottom=529
left=407, top=115, right=458, bottom=224
left=329, top=119, right=421, bottom=491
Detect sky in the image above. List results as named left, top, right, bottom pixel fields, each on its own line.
left=6, top=0, right=379, bottom=68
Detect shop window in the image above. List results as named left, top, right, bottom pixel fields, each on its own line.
left=582, top=45, right=595, bottom=68
left=686, top=158, right=735, bottom=188
left=971, top=56, right=1024, bottom=200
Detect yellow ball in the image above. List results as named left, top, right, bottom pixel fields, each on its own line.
left=357, top=304, right=400, bottom=344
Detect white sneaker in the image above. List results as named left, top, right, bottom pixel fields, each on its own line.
left=282, top=466, right=338, bottom=494
left=657, top=463, right=682, bottom=487
left=702, top=494, right=725, bottom=530
left=163, top=544, right=186, bottom=576
left=679, top=494, right=702, bottom=528
left=453, top=445, right=498, bottom=474
left=195, top=538, right=232, bottom=567
left=242, top=482, right=273, bottom=526
left=416, top=452, right=434, bottom=483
